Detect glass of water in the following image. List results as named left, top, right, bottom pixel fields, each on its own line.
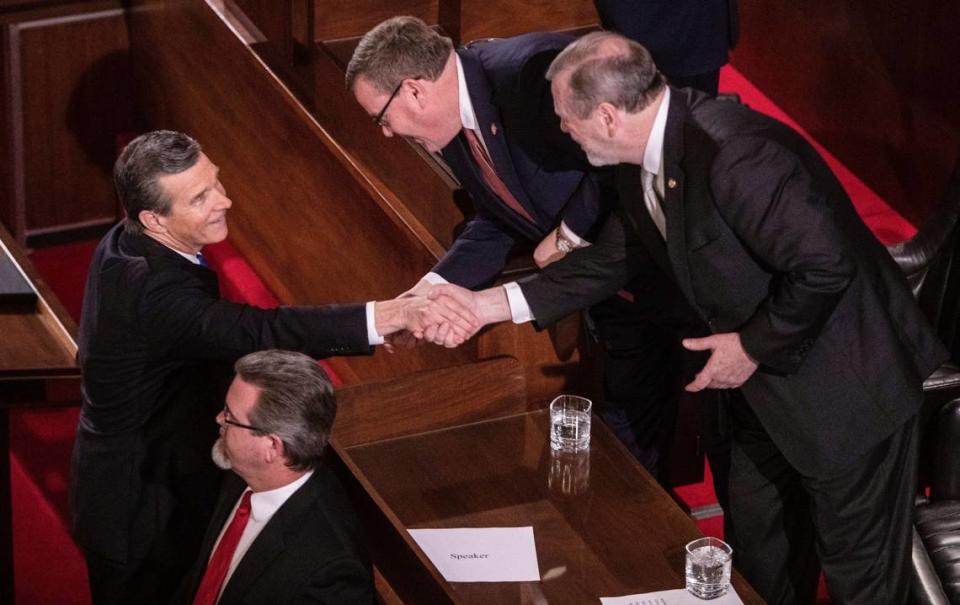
left=685, top=537, right=733, bottom=599
left=549, top=395, right=592, bottom=453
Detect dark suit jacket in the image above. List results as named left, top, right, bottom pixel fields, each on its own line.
left=177, top=468, right=373, bottom=605
left=594, top=0, right=738, bottom=78
left=72, top=224, right=372, bottom=565
left=434, top=33, right=611, bottom=288
left=519, top=87, right=948, bottom=477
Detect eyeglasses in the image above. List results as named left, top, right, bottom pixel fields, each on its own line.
left=221, top=403, right=267, bottom=433
left=373, top=79, right=405, bottom=128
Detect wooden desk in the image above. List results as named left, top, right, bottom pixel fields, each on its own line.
left=338, top=410, right=762, bottom=604
left=0, top=223, right=80, bottom=605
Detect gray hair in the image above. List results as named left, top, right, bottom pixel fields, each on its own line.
left=113, top=130, right=201, bottom=235
left=235, top=350, right=337, bottom=471
left=546, top=31, right=665, bottom=119
left=345, top=16, right=453, bottom=94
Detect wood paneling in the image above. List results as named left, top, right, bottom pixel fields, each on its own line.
left=311, top=0, right=436, bottom=42
left=458, top=0, right=597, bottom=43
left=733, top=0, right=960, bottom=228
left=1, top=1, right=134, bottom=243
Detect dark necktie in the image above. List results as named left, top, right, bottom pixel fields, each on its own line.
left=462, top=128, right=537, bottom=225
left=192, top=489, right=253, bottom=605
left=196, top=253, right=209, bottom=268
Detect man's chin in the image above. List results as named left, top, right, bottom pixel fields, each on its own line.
left=586, top=153, right=617, bottom=167
left=211, top=440, right=232, bottom=470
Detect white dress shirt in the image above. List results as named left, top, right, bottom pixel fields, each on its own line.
left=505, top=88, right=671, bottom=323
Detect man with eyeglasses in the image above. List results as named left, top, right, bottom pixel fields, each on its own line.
left=72, top=130, right=476, bottom=604
left=176, top=350, right=372, bottom=605
left=347, top=16, right=696, bottom=494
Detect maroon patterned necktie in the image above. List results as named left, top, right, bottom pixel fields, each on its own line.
left=462, top=128, right=537, bottom=224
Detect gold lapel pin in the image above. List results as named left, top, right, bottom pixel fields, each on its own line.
left=491, top=124, right=498, bottom=136
left=667, top=178, right=677, bottom=189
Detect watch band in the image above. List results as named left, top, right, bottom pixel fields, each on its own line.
left=555, top=225, right=576, bottom=253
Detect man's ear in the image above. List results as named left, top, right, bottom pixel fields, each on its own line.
left=597, top=102, right=619, bottom=137
left=264, top=434, right=285, bottom=464
left=407, top=79, right=429, bottom=110
left=138, top=210, right=166, bottom=234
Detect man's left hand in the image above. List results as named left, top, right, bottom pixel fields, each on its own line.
left=682, top=332, right=758, bottom=391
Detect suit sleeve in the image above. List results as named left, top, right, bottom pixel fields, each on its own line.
left=710, top=137, right=856, bottom=373
left=431, top=208, right=523, bottom=289
left=517, top=208, right=648, bottom=326
left=138, top=271, right=373, bottom=360
left=294, top=558, right=374, bottom=605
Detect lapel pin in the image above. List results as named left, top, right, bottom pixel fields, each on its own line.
left=491, top=123, right=498, bottom=136
left=667, top=178, right=677, bottom=189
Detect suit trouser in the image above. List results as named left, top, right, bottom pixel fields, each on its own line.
left=587, top=295, right=685, bottom=482
left=726, top=392, right=917, bottom=605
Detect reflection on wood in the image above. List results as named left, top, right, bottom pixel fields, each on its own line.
left=335, top=356, right=527, bottom=446
left=343, top=408, right=763, bottom=604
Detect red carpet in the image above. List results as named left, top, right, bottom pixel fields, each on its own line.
left=13, top=65, right=914, bottom=603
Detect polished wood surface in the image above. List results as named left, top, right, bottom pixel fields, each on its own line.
left=0, top=223, right=77, bottom=376
left=1, top=0, right=132, bottom=243
left=341, top=408, right=762, bottom=604
left=734, top=0, right=960, bottom=228
left=335, top=356, right=529, bottom=447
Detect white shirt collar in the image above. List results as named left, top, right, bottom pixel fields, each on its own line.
left=248, top=469, right=313, bottom=523
left=171, top=248, right=201, bottom=265
left=641, top=87, right=671, bottom=176
left=456, top=55, right=478, bottom=133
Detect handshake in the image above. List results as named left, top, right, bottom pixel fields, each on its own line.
left=373, top=282, right=512, bottom=349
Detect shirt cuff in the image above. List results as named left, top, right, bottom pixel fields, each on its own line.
left=503, top=282, right=534, bottom=324
left=422, top=272, right=449, bottom=285
left=559, top=221, right=590, bottom=248
left=365, top=301, right=384, bottom=345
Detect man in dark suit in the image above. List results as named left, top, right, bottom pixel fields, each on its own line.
left=594, top=0, right=738, bottom=95
left=347, top=16, right=690, bottom=481
left=429, top=32, right=946, bottom=603
left=177, top=350, right=372, bottom=605
left=73, top=130, right=474, bottom=604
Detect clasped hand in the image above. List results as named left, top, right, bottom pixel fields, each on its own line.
left=385, top=284, right=491, bottom=350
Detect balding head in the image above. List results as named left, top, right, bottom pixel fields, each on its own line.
left=547, top=31, right=665, bottom=120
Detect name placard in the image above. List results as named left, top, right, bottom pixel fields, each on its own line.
left=408, top=526, right=540, bottom=582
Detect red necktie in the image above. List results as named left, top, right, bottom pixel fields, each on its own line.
left=462, top=128, right=537, bottom=225
left=192, top=490, right=253, bottom=605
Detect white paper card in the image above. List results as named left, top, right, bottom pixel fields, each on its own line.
left=601, top=587, right=744, bottom=605
left=407, top=526, right=541, bottom=582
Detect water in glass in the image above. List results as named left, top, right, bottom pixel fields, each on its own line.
left=685, top=541, right=732, bottom=599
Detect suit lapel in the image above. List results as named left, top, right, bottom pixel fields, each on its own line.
left=661, top=90, right=699, bottom=313
left=455, top=48, right=545, bottom=233
left=217, top=473, right=319, bottom=604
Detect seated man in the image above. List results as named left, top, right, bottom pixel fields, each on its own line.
left=72, top=130, right=474, bottom=604
left=177, top=349, right=372, bottom=604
